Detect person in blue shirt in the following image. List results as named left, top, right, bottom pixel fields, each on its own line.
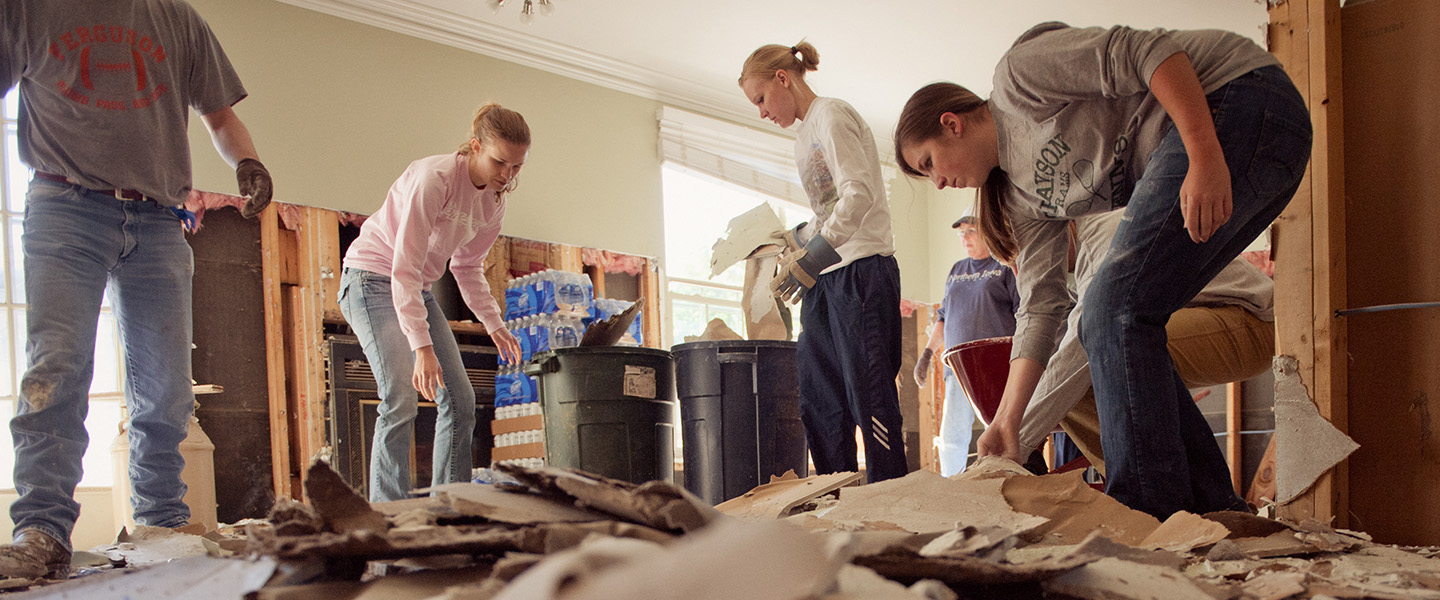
left=914, top=216, right=1019, bottom=476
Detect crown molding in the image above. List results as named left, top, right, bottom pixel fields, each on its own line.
left=275, top=0, right=771, bottom=132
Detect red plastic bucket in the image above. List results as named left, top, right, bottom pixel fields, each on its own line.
left=940, top=336, right=1013, bottom=426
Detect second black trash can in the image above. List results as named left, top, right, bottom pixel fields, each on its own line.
left=527, top=346, right=676, bottom=485
left=673, top=340, right=808, bottom=505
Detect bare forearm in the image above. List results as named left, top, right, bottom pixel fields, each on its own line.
left=200, top=106, right=259, bottom=167
left=993, top=357, right=1046, bottom=430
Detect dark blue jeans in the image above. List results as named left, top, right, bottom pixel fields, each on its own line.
left=1079, top=65, right=1312, bottom=519
left=797, top=254, right=909, bottom=482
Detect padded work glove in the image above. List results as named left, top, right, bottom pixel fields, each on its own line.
left=770, top=232, right=840, bottom=304
left=772, top=221, right=808, bottom=256
left=913, top=347, right=934, bottom=387
left=237, top=158, right=273, bottom=219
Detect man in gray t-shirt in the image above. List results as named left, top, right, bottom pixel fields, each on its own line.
left=0, top=0, right=273, bottom=578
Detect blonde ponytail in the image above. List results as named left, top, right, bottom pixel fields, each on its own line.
left=739, top=40, right=819, bottom=85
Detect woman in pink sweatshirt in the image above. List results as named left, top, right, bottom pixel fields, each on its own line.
left=339, top=103, right=527, bottom=501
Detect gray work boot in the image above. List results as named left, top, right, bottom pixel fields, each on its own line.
left=0, top=529, right=71, bottom=579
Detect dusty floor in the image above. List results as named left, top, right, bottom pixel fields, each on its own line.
left=3, top=458, right=1438, bottom=600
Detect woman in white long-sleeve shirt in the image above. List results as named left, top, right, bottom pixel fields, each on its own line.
left=738, top=41, right=908, bottom=482
left=340, top=103, right=526, bottom=501
left=894, top=23, right=1310, bottom=518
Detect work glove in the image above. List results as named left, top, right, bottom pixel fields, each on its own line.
left=237, top=158, right=273, bottom=219
left=913, top=347, right=934, bottom=387
left=772, top=221, right=808, bottom=256
left=770, top=232, right=840, bottom=304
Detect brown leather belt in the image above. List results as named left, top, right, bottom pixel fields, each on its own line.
left=34, top=171, right=152, bottom=202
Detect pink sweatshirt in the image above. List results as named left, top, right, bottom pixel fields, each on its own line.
left=344, top=152, right=506, bottom=350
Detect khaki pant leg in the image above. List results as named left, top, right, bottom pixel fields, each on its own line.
left=1058, top=305, right=1274, bottom=477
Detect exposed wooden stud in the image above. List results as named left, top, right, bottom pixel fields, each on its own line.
left=289, top=207, right=331, bottom=479
left=637, top=258, right=663, bottom=349
left=1227, top=381, right=1243, bottom=495
left=483, top=236, right=511, bottom=322
left=1269, top=0, right=1346, bottom=526
left=259, top=203, right=293, bottom=500
left=914, top=305, right=940, bottom=474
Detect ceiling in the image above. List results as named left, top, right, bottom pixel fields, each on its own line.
left=281, top=0, right=1270, bottom=143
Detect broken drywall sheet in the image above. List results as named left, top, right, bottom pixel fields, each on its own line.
left=499, top=520, right=835, bottom=600
left=1043, top=557, right=1220, bottom=600
left=710, top=202, right=786, bottom=279
left=427, top=482, right=612, bottom=525
left=716, top=471, right=862, bottom=520
left=743, top=252, right=789, bottom=340
left=1273, top=356, right=1361, bottom=504
left=1241, top=571, right=1308, bottom=600
left=253, top=565, right=493, bottom=600
left=823, top=470, right=1048, bottom=536
left=24, top=556, right=276, bottom=600
left=1139, top=511, right=1231, bottom=553
left=495, top=465, right=720, bottom=533
left=304, top=460, right=389, bottom=535
left=95, top=526, right=225, bottom=568
left=1001, top=470, right=1161, bottom=546
left=824, top=565, right=957, bottom=600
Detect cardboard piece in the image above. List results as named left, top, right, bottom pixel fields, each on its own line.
left=917, top=526, right=1017, bottom=561
left=1139, top=511, right=1231, bottom=553
left=852, top=531, right=1101, bottom=586
left=427, top=482, right=613, bottom=525
left=823, top=470, right=1048, bottom=536
left=1001, top=470, right=1161, bottom=546
left=1043, top=557, right=1220, bottom=600
left=956, top=455, right=1034, bottom=481
left=1005, top=532, right=1187, bottom=570
left=1225, top=530, right=1323, bottom=559
left=580, top=298, right=645, bottom=347
left=491, top=442, right=545, bottom=462
left=686, top=318, right=744, bottom=343
left=826, top=564, right=955, bottom=600
left=1202, top=511, right=1292, bottom=540
left=267, top=525, right=539, bottom=561
left=709, top=203, right=786, bottom=279
left=499, top=520, right=835, bottom=600
left=716, top=471, right=863, bottom=520
left=1272, top=356, right=1360, bottom=504
left=304, top=460, right=389, bottom=535
left=492, top=414, right=544, bottom=436
left=496, top=465, right=720, bottom=533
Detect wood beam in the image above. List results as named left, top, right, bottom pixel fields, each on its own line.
left=1227, top=381, right=1243, bottom=495
left=1268, top=0, right=1346, bottom=525
left=259, top=203, right=293, bottom=500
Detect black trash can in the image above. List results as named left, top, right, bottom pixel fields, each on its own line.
left=673, top=340, right=808, bottom=505
left=526, top=347, right=676, bottom=485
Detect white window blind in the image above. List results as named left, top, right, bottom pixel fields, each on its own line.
left=657, top=106, right=810, bottom=208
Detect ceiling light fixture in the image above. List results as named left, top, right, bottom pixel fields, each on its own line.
left=487, top=0, right=553, bottom=24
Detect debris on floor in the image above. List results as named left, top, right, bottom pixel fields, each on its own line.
left=4, top=457, right=1439, bottom=599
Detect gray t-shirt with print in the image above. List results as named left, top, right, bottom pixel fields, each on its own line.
left=989, top=22, right=1280, bottom=364
left=1, top=0, right=247, bottom=207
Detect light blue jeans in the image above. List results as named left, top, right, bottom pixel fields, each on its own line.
left=10, top=180, right=196, bottom=550
left=338, top=268, right=475, bottom=502
left=937, top=366, right=975, bottom=477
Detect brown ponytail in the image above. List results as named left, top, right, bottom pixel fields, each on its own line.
left=739, top=40, right=819, bottom=85
left=977, top=168, right=1017, bottom=265
left=894, top=82, right=1018, bottom=264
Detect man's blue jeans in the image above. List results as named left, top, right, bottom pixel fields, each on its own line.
left=1079, top=65, right=1312, bottom=519
left=10, top=180, right=197, bottom=549
left=938, top=366, right=975, bottom=477
left=338, top=268, right=475, bottom=502
left=796, top=255, right=909, bottom=483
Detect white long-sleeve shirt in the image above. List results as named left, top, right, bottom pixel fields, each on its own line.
left=344, top=152, right=506, bottom=350
left=793, top=97, right=895, bottom=271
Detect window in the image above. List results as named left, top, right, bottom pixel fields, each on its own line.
left=661, top=164, right=807, bottom=345
left=657, top=107, right=814, bottom=346
left=1, top=89, right=128, bottom=490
